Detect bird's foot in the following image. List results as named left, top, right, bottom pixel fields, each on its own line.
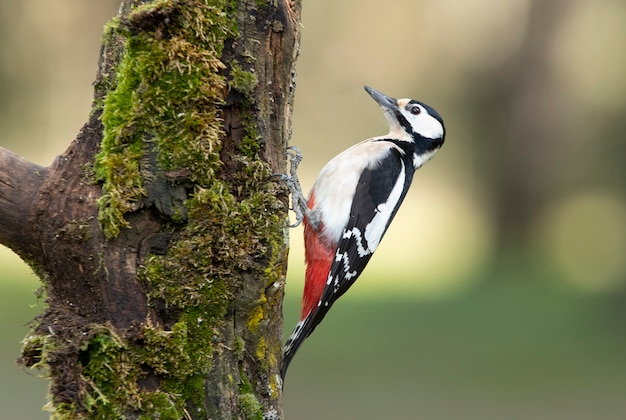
left=275, top=146, right=310, bottom=228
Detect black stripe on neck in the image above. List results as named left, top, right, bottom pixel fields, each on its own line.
left=393, top=110, right=414, bottom=137
left=375, top=137, right=443, bottom=165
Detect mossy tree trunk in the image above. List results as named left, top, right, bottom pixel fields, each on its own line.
left=0, top=0, right=301, bottom=418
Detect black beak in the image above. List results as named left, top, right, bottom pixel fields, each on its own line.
left=364, top=86, right=397, bottom=109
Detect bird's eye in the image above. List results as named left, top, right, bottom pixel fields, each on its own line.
left=409, top=105, right=421, bottom=115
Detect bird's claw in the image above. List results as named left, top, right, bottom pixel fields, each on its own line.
left=274, top=146, right=309, bottom=228
left=285, top=146, right=303, bottom=177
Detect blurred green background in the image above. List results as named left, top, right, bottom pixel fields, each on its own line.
left=1, top=1, right=626, bottom=419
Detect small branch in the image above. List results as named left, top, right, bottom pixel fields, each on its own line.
left=0, top=146, right=48, bottom=261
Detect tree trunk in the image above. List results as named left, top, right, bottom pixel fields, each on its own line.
left=1, top=0, right=301, bottom=418
left=477, top=0, right=570, bottom=256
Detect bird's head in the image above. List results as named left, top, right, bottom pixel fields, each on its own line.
left=364, top=86, right=445, bottom=149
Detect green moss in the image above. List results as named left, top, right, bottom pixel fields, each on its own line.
left=137, top=391, right=180, bottom=420
left=229, top=60, right=258, bottom=100
left=22, top=319, right=218, bottom=419
left=237, top=372, right=263, bottom=419
left=228, top=59, right=262, bottom=158
left=44, top=403, right=79, bottom=420
left=77, top=329, right=135, bottom=418
left=238, top=393, right=264, bottom=420
left=20, top=334, right=57, bottom=372
left=95, top=0, right=237, bottom=238
left=132, top=103, right=283, bottom=420
left=134, top=151, right=283, bottom=415
left=21, top=327, right=141, bottom=420
left=103, top=16, right=121, bottom=38
left=240, top=121, right=262, bottom=158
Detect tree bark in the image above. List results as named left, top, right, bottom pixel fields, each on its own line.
left=3, top=0, right=301, bottom=418
left=0, top=148, right=48, bottom=258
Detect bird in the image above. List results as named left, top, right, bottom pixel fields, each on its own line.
left=280, top=86, right=445, bottom=380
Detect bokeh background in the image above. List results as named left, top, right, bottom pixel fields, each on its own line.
left=1, top=1, right=626, bottom=419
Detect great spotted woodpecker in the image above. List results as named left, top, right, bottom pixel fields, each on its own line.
left=280, top=86, right=445, bottom=379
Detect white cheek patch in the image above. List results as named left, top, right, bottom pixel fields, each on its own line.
left=413, top=113, right=444, bottom=140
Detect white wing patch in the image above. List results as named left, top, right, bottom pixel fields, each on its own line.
left=364, top=163, right=406, bottom=251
